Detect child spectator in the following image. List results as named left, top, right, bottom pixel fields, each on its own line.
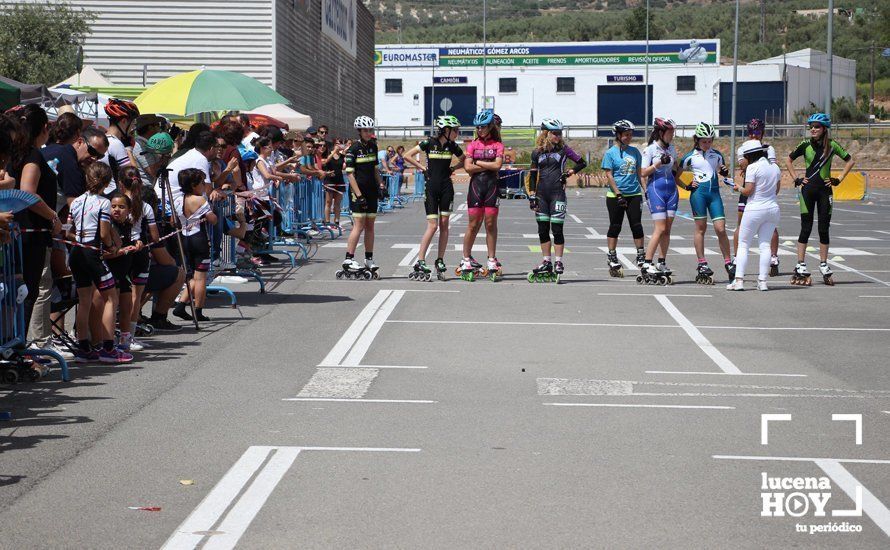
left=117, top=166, right=156, bottom=351
left=105, top=192, right=141, bottom=352
left=173, top=168, right=217, bottom=322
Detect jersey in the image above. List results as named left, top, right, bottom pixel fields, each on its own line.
left=680, top=147, right=725, bottom=194
left=641, top=141, right=678, bottom=187
left=69, top=193, right=111, bottom=246
left=345, top=139, right=380, bottom=193
left=418, top=138, right=463, bottom=185
left=789, top=139, right=851, bottom=186
left=743, top=157, right=781, bottom=211
left=528, top=144, right=586, bottom=195
left=466, top=137, right=504, bottom=185
left=600, top=145, right=642, bottom=197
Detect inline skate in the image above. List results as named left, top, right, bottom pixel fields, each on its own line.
left=487, top=257, right=503, bottom=282
left=528, top=260, right=557, bottom=283
left=336, top=258, right=374, bottom=280
left=695, top=262, right=714, bottom=285
left=435, top=258, right=447, bottom=281
left=637, top=262, right=672, bottom=285
left=408, top=259, right=432, bottom=281
left=364, top=258, right=381, bottom=280
left=769, top=255, right=780, bottom=277
left=819, top=262, right=834, bottom=286
left=635, top=248, right=646, bottom=268
left=553, top=260, right=564, bottom=283
left=457, top=257, right=486, bottom=281
left=607, top=250, right=624, bottom=278
left=725, top=261, right=736, bottom=281
left=790, top=262, right=811, bottom=286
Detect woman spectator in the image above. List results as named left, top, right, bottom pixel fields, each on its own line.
left=3, top=105, right=64, bottom=357
left=251, top=136, right=279, bottom=198
left=219, top=122, right=246, bottom=192
left=394, top=145, right=406, bottom=189
left=322, top=141, right=346, bottom=228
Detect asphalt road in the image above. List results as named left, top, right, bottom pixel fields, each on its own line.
left=2, top=184, right=890, bottom=549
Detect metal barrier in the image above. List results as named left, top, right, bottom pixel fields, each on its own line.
left=0, top=224, right=69, bottom=383
left=208, top=193, right=266, bottom=297
left=379, top=174, right=406, bottom=213
left=408, top=170, right=425, bottom=203
left=500, top=169, right=529, bottom=199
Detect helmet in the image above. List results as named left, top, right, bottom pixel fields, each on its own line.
left=104, top=98, right=140, bottom=120
left=613, top=119, right=635, bottom=133
left=493, top=113, right=502, bottom=126
left=746, top=118, right=765, bottom=136
left=435, top=115, right=460, bottom=129
left=654, top=117, right=675, bottom=130
left=541, top=118, right=563, bottom=131
left=473, top=110, right=494, bottom=127
left=353, top=115, right=375, bottom=129
left=146, top=132, right=174, bottom=155
left=237, top=144, right=258, bottom=162
left=807, top=112, right=831, bottom=128
left=694, top=122, right=716, bottom=139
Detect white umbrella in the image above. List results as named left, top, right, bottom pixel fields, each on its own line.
left=244, top=103, right=312, bottom=131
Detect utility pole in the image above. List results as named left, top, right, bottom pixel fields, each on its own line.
left=869, top=41, right=875, bottom=120
left=729, top=0, right=740, bottom=179
left=644, top=0, right=650, bottom=138
left=483, top=0, right=488, bottom=104
left=826, top=0, right=834, bottom=116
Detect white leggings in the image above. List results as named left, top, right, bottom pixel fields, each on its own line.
left=736, top=206, right=780, bottom=282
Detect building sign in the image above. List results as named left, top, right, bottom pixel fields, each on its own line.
left=376, top=40, right=719, bottom=68
left=434, top=76, right=468, bottom=84
left=375, top=48, right=438, bottom=67
left=607, top=75, right=644, bottom=83
left=322, top=0, right=356, bottom=58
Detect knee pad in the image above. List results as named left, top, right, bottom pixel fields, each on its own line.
left=537, top=220, right=551, bottom=244
left=630, top=223, right=644, bottom=240
left=552, top=223, right=565, bottom=246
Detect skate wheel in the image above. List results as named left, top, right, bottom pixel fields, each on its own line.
left=336, top=270, right=344, bottom=280
left=424, top=274, right=432, bottom=282
left=408, top=273, right=416, bottom=281
left=617, top=269, right=624, bottom=278
left=527, top=273, right=534, bottom=283
left=480, top=268, right=489, bottom=277
left=454, top=267, right=462, bottom=276
left=363, top=271, right=372, bottom=280
left=824, top=276, right=834, bottom=286
left=666, top=276, right=673, bottom=285
left=373, top=272, right=380, bottom=280
left=555, top=274, right=562, bottom=284
left=635, top=275, right=644, bottom=284
left=2, top=368, right=19, bottom=385
left=437, top=273, right=446, bottom=281
left=707, top=276, right=713, bottom=285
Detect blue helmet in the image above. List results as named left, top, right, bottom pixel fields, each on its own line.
left=238, top=144, right=259, bottom=162
left=807, top=112, right=831, bottom=128
left=473, top=110, right=494, bottom=127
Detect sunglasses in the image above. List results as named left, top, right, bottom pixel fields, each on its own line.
left=475, top=125, right=489, bottom=130
left=549, top=130, right=563, bottom=136
left=318, top=130, right=327, bottom=134
left=87, top=143, right=103, bottom=159
left=808, top=124, right=824, bottom=130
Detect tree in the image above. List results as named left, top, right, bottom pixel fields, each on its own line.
left=622, top=6, right=662, bottom=41
left=0, top=3, right=94, bottom=85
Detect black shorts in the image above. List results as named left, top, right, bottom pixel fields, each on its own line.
left=467, top=173, right=500, bottom=213
left=349, top=188, right=379, bottom=217
left=184, top=233, right=210, bottom=274
left=424, top=181, right=455, bottom=218
left=130, top=249, right=150, bottom=286
left=535, top=186, right=567, bottom=223
left=146, top=264, right=180, bottom=293
left=106, top=254, right=133, bottom=294
left=69, top=247, right=115, bottom=291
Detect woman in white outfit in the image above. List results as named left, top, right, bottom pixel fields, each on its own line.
left=728, top=140, right=781, bottom=291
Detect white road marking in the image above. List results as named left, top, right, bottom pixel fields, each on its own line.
left=162, top=446, right=420, bottom=550
left=342, top=291, right=404, bottom=366
left=596, top=247, right=638, bottom=270
left=814, top=459, right=890, bottom=534
left=458, top=203, right=467, bottom=210
left=838, top=236, right=880, bottom=241
left=647, top=371, right=807, bottom=377
left=201, top=448, right=302, bottom=550
left=828, top=247, right=875, bottom=256
left=297, top=368, right=378, bottom=399
left=654, top=295, right=742, bottom=375
left=584, top=227, right=606, bottom=240
left=570, top=214, right=583, bottom=224
left=319, top=290, right=392, bottom=367
left=697, top=325, right=890, bottom=332
left=788, top=244, right=890, bottom=287
left=538, top=378, right=883, bottom=397
left=387, top=319, right=679, bottom=329
left=545, top=403, right=734, bottom=410
left=450, top=213, right=463, bottom=223
left=671, top=247, right=719, bottom=256
left=713, top=455, right=890, bottom=464
left=761, top=413, right=792, bottom=444
left=598, top=292, right=712, bottom=298
left=392, top=244, right=421, bottom=266
left=833, top=207, right=878, bottom=215
left=283, top=398, right=437, bottom=403
left=317, top=364, right=428, bottom=369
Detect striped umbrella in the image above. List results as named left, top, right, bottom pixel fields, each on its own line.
left=134, top=69, right=290, bottom=116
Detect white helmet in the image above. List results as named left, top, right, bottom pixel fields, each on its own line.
left=353, top=115, right=376, bottom=129
left=541, top=118, right=563, bottom=131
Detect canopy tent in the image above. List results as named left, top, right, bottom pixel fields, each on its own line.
left=46, top=86, right=100, bottom=121
left=0, top=80, right=19, bottom=111
left=54, top=66, right=115, bottom=88
left=244, top=103, right=312, bottom=131
left=0, top=76, right=52, bottom=106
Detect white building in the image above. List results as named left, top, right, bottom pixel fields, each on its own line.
left=374, top=40, right=856, bottom=129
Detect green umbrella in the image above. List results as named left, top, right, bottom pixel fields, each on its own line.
left=134, top=69, right=290, bottom=116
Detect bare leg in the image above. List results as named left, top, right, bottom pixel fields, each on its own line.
left=645, top=219, right=666, bottom=261
left=436, top=216, right=450, bottom=260
left=713, top=219, right=731, bottom=262
left=418, top=218, right=438, bottom=260
left=693, top=219, right=707, bottom=259
left=463, top=215, right=483, bottom=258
left=363, top=217, right=376, bottom=254
left=483, top=214, right=498, bottom=259
left=347, top=216, right=366, bottom=255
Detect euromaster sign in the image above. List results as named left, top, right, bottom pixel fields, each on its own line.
left=375, top=40, right=718, bottom=68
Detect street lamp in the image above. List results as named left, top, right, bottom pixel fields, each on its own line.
left=728, top=0, right=740, bottom=179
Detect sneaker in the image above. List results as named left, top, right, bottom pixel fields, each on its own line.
left=72, top=349, right=100, bottom=363
left=117, top=334, right=145, bottom=352
left=195, top=312, right=211, bottom=322
left=757, top=280, right=769, bottom=292
left=99, top=348, right=134, bottom=364
left=726, top=279, right=745, bottom=291
left=250, top=256, right=268, bottom=267
left=48, top=338, right=75, bottom=360
left=150, top=317, right=183, bottom=332
left=259, top=253, right=281, bottom=263
left=172, top=303, right=193, bottom=321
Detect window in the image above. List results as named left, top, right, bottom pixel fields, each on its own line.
left=385, top=79, right=402, bottom=94
left=499, top=78, right=517, bottom=93
left=677, top=76, right=696, bottom=92
left=556, top=77, right=575, bottom=93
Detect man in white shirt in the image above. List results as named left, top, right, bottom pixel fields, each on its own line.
left=159, top=130, right=214, bottom=206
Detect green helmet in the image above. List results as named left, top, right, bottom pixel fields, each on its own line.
left=146, top=131, right=174, bottom=154
left=435, top=115, right=460, bottom=129
left=694, top=122, right=716, bottom=139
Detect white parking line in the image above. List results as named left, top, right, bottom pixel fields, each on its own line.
left=647, top=371, right=807, bottom=377
left=283, top=398, right=437, bottom=403
left=319, top=290, right=393, bottom=367
left=162, top=446, right=420, bottom=550
left=545, top=403, right=734, bottom=410
left=570, top=214, right=584, bottom=224
left=392, top=244, right=421, bottom=266
left=598, top=292, right=712, bottom=298
left=713, top=455, right=890, bottom=464
left=654, top=295, right=742, bottom=375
